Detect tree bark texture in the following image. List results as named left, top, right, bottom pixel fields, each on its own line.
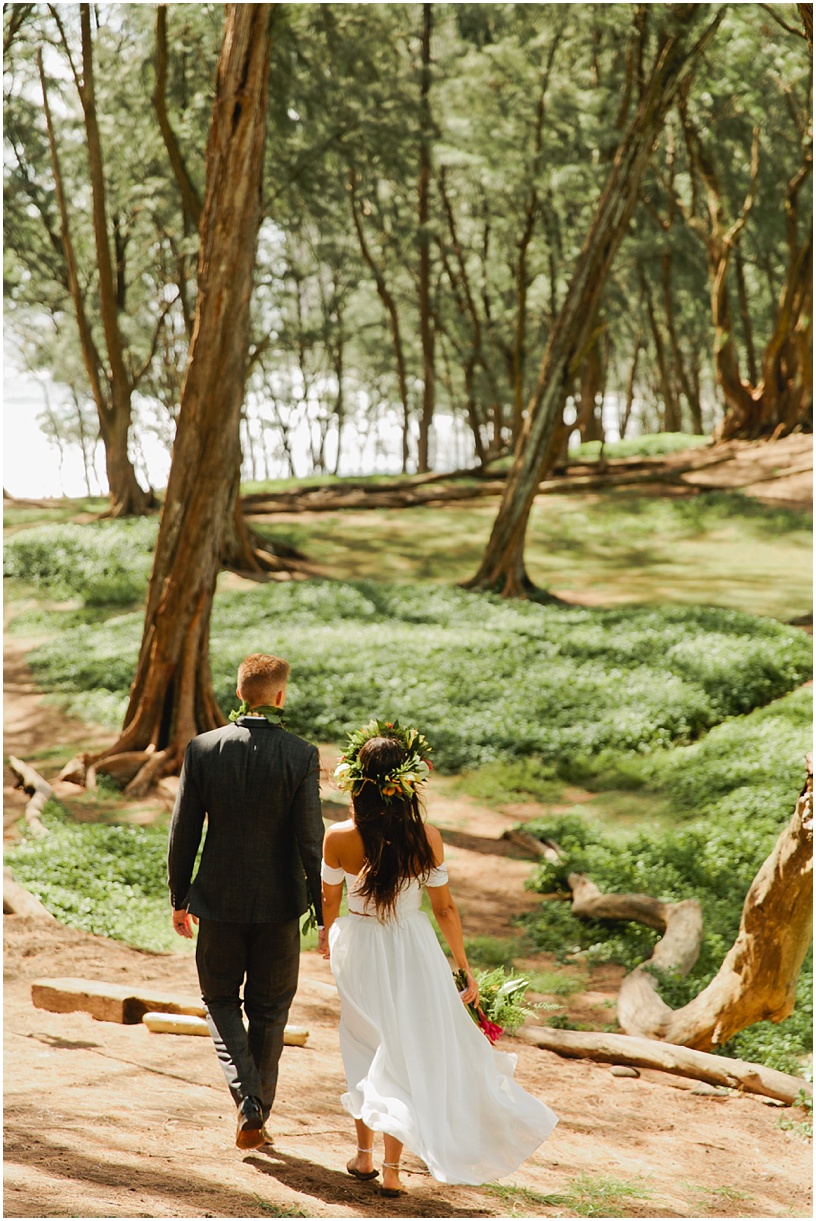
left=464, top=7, right=724, bottom=597
left=416, top=2, right=435, bottom=473
left=91, top=4, right=273, bottom=793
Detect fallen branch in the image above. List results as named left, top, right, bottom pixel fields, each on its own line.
left=518, top=1026, right=811, bottom=1105
left=8, top=755, right=52, bottom=837
left=556, top=761, right=812, bottom=1052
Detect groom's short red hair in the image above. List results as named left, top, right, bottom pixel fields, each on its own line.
left=237, top=653, right=290, bottom=706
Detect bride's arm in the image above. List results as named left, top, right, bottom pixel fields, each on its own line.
left=425, top=825, right=479, bottom=1004
left=320, top=824, right=345, bottom=957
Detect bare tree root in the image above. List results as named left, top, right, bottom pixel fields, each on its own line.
left=8, top=756, right=52, bottom=837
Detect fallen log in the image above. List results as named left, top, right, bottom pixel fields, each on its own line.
left=3, top=869, right=55, bottom=920
left=500, top=829, right=549, bottom=858
left=518, top=1026, right=811, bottom=1106
left=7, top=755, right=52, bottom=837
left=142, top=1011, right=310, bottom=1045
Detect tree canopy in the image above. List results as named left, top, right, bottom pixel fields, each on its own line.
left=5, top=3, right=812, bottom=499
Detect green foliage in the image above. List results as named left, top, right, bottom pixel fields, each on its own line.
left=463, top=935, right=522, bottom=971
left=574, top=433, right=710, bottom=460
left=451, top=757, right=563, bottom=805
left=777, top=1090, right=813, bottom=1139
left=3, top=520, right=156, bottom=605
left=455, top=966, right=549, bottom=1034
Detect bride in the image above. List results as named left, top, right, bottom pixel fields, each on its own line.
left=321, top=722, right=557, bottom=1198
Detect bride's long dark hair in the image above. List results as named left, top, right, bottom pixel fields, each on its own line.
left=352, top=736, right=437, bottom=920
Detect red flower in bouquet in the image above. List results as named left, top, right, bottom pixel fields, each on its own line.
left=475, top=1008, right=503, bottom=1044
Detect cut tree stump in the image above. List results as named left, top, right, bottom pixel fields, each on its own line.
left=32, top=978, right=205, bottom=1025
left=519, top=1027, right=811, bottom=1105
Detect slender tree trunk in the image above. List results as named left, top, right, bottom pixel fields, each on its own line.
left=78, top=5, right=150, bottom=517
left=662, top=250, right=703, bottom=431
left=464, top=8, right=723, bottom=596
left=349, top=169, right=412, bottom=473
left=38, top=40, right=149, bottom=517
left=417, top=3, right=435, bottom=472
left=734, top=247, right=758, bottom=386
left=620, top=331, right=643, bottom=438
left=90, top=4, right=273, bottom=793
left=644, top=274, right=681, bottom=431
left=153, top=6, right=202, bottom=230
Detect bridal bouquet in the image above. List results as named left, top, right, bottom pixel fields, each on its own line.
left=454, top=967, right=543, bottom=1045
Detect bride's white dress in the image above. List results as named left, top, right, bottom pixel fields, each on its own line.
left=322, top=859, right=558, bottom=1185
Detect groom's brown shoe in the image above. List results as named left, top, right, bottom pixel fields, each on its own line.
left=236, top=1096, right=265, bottom=1149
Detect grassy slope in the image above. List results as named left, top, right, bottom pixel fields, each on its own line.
left=3, top=487, right=812, bottom=1071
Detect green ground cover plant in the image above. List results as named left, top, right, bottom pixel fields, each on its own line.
left=7, top=488, right=810, bottom=619
left=3, top=519, right=157, bottom=605
left=5, top=801, right=181, bottom=953
left=20, top=582, right=811, bottom=775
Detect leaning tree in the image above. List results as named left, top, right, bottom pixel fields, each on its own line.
left=463, top=5, right=724, bottom=597
left=70, top=4, right=274, bottom=795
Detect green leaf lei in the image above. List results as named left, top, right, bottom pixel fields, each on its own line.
left=333, top=718, right=433, bottom=802
left=229, top=699, right=285, bottom=727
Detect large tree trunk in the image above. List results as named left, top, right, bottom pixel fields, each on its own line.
left=89, top=5, right=273, bottom=794
left=416, top=3, right=435, bottom=474
left=463, top=8, right=723, bottom=597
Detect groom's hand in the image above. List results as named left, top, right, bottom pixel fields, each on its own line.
left=172, top=909, right=198, bottom=939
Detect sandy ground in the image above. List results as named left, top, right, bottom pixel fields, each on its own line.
left=4, top=641, right=813, bottom=1220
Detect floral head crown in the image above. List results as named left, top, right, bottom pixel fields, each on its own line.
left=333, top=719, right=433, bottom=803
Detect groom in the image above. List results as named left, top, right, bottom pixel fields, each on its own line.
left=168, top=653, right=324, bottom=1150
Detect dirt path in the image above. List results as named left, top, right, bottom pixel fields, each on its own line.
left=3, top=648, right=812, bottom=1219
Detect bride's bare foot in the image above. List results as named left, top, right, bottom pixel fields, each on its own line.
left=381, top=1161, right=406, bottom=1197
left=347, top=1145, right=378, bottom=1181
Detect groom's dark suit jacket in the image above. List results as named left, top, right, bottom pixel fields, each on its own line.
left=167, top=716, right=324, bottom=925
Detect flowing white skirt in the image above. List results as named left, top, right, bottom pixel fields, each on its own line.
left=328, top=908, right=558, bottom=1185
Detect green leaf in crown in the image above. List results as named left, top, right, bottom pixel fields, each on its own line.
left=333, top=718, right=433, bottom=802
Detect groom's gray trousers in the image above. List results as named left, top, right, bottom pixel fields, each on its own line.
left=196, top=916, right=300, bottom=1120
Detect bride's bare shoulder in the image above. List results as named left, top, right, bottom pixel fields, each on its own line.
left=325, top=819, right=357, bottom=842
left=425, top=823, right=444, bottom=862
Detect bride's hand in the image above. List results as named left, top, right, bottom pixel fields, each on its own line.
left=459, top=969, right=479, bottom=1005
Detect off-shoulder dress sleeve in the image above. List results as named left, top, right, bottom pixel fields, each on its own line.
left=424, top=863, right=449, bottom=888
left=321, top=859, right=346, bottom=885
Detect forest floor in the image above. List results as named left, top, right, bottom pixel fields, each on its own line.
left=3, top=639, right=813, bottom=1220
